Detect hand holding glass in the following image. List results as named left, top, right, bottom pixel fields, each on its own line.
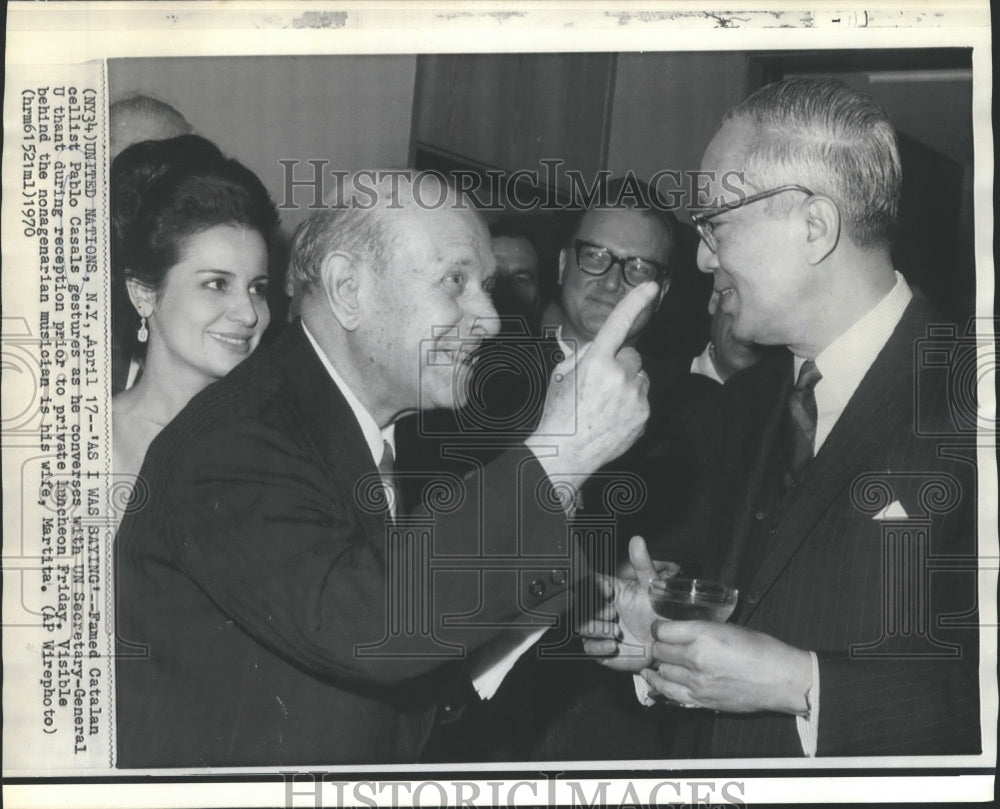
left=645, top=578, right=738, bottom=706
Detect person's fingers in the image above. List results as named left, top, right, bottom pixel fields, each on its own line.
left=592, top=600, right=618, bottom=623
left=577, top=618, right=621, bottom=640
left=616, top=346, right=643, bottom=377
left=591, top=571, right=615, bottom=599
left=652, top=618, right=704, bottom=643
left=588, top=282, right=659, bottom=359
left=641, top=667, right=697, bottom=706
left=653, top=560, right=682, bottom=578
left=629, top=535, right=657, bottom=585
left=654, top=661, right=693, bottom=689
left=651, top=636, right=705, bottom=670
left=582, top=638, right=620, bottom=657
left=620, top=557, right=681, bottom=580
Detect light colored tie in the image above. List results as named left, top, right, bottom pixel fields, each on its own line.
left=377, top=439, right=398, bottom=520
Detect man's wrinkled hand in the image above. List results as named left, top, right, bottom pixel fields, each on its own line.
left=642, top=620, right=813, bottom=714
left=579, top=537, right=672, bottom=673
left=527, top=283, right=657, bottom=489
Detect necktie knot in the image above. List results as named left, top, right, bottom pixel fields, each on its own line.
left=794, top=359, right=822, bottom=394
left=378, top=440, right=395, bottom=477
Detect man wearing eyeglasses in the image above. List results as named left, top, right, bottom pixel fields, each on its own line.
left=587, top=77, right=980, bottom=758
left=553, top=180, right=674, bottom=353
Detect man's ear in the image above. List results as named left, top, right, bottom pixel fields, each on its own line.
left=319, top=252, right=364, bottom=331
left=125, top=276, right=157, bottom=318
left=803, top=196, right=840, bottom=265
left=557, top=247, right=569, bottom=285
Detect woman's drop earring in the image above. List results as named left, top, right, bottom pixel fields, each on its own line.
left=137, top=315, right=148, bottom=343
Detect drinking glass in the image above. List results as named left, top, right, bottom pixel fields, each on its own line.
left=647, top=577, right=738, bottom=623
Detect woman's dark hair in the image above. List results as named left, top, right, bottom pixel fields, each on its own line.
left=110, top=135, right=279, bottom=393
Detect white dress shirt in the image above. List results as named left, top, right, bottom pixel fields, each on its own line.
left=554, top=324, right=576, bottom=361
left=690, top=342, right=725, bottom=385
left=803, top=272, right=913, bottom=453
left=302, top=324, right=396, bottom=515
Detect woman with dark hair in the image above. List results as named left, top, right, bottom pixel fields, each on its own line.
left=111, top=135, right=279, bottom=483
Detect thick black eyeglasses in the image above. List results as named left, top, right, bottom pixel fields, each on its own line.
left=690, top=184, right=814, bottom=252
left=573, top=240, right=668, bottom=287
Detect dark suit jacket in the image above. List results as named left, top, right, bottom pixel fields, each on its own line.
left=115, top=321, right=576, bottom=767
left=677, top=295, right=980, bottom=757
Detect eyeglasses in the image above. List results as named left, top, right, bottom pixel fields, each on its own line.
left=690, top=184, right=814, bottom=253
left=572, top=240, right=668, bottom=287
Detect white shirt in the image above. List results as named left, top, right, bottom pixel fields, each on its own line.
left=302, top=323, right=396, bottom=515
left=803, top=272, right=913, bottom=453
left=554, top=324, right=576, bottom=361
left=690, top=342, right=725, bottom=385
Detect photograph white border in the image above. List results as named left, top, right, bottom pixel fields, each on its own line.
left=3, top=2, right=995, bottom=806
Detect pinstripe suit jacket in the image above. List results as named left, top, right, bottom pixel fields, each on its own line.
left=681, top=295, right=980, bottom=757
left=115, top=321, right=575, bottom=767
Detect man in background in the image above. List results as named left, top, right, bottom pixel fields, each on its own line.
left=109, top=93, right=193, bottom=159
left=545, top=177, right=675, bottom=355
left=489, top=217, right=543, bottom=331
left=690, top=290, right=770, bottom=384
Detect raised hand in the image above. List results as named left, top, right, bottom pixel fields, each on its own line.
left=528, top=282, right=657, bottom=490
left=581, top=537, right=672, bottom=672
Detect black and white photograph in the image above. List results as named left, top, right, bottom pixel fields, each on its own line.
left=2, top=3, right=995, bottom=808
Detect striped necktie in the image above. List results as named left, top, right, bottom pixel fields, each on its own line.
left=783, top=359, right=823, bottom=487
left=377, top=439, right=398, bottom=520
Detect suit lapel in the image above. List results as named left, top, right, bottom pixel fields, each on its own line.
left=716, top=353, right=793, bottom=585
left=281, top=321, right=391, bottom=536
left=739, top=298, right=930, bottom=620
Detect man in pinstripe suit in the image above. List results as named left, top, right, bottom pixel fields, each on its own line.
left=587, top=77, right=980, bottom=757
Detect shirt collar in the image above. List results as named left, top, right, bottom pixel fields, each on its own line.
left=553, top=324, right=576, bottom=360
left=795, top=271, right=912, bottom=449
left=690, top=342, right=725, bottom=384
left=302, top=322, right=395, bottom=467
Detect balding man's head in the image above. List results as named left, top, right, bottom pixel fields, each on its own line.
left=109, top=94, right=194, bottom=160
left=287, top=171, right=485, bottom=300
left=288, top=171, right=499, bottom=424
